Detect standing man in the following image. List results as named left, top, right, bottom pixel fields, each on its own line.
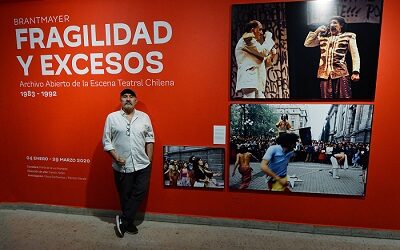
left=232, top=146, right=258, bottom=189
left=304, top=16, right=360, bottom=98
left=276, top=114, right=291, bottom=136
left=325, top=143, right=334, bottom=164
left=235, top=20, right=276, bottom=98
left=260, top=133, right=299, bottom=191
left=103, top=89, right=155, bottom=238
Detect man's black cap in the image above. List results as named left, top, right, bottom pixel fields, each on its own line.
left=120, top=89, right=136, bottom=97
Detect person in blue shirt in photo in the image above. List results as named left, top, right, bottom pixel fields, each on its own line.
left=260, top=133, right=299, bottom=191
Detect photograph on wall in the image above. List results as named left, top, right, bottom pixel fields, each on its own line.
left=229, top=104, right=373, bottom=196
left=230, top=0, right=383, bottom=100
left=163, top=146, right=224, bottom=189
left=231, top=2, right=289, bottom=99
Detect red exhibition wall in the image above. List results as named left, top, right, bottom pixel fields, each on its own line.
left=0, top=0, right=399, bottom=231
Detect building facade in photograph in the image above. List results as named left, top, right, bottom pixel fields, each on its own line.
left=322, top=105, right=373, bottom=143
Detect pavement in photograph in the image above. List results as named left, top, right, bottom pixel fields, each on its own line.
left=229, top=161, right=365, bottom=196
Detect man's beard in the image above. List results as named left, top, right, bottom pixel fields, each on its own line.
left=124, top=102, right=133, bottom=109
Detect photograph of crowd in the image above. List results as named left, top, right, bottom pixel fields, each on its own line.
left=163, top=146, right=224, bottom=189
left=229, top=104, right=373, bottom=196
left=230, top=0, right=382, bottom=100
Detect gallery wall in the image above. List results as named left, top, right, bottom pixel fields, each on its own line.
left=0, top=0, right=399, bottom=231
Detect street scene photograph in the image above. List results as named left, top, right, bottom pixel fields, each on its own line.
left=163, top=146, right=224, bottom=189
left=229, top=104, right=373, bottom=196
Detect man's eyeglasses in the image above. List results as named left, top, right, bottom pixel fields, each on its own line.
left=126, top=123, right=130, bottom=136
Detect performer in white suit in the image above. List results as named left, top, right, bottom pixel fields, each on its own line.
left=235, top=20, right=276, bottom=98
left=330, top=151, right=348, bottom=179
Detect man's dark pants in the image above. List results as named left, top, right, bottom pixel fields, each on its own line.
left=113, top=166, right=151, bottom=228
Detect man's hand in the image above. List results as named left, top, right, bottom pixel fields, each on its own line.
left=315, top=25, right=327, bottom=34
left=351, top=72, right=360, bottom=82
left=107, top=150, right=126, bottom=166
left=277, top=177, right=288, bottom=186
left=243, top=32, right=255, bottom=45
left=115, top=155, right=126, bottom=166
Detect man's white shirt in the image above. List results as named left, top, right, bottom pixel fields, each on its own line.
left=103, top=109, right=155, bottom=173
